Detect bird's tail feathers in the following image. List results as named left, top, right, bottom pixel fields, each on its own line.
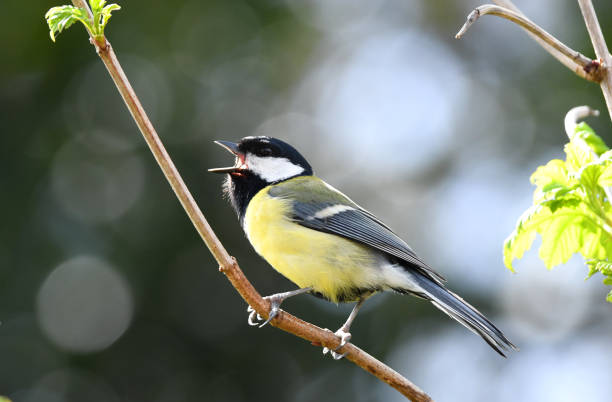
left=408, top=273, right=517, bottom=357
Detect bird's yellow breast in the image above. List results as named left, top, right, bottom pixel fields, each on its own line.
left=243, top=183, right=380, bottom=303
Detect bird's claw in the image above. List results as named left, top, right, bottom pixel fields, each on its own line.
left=246, top=295, right=283, bottom=328
left=247, top=305, right=263, bottom=326
left=322, top=347, right=347, bottom=360
left=322, top=328, right=351, bottom=360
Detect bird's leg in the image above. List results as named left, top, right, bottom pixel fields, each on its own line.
left=247, top=287, right=313, bottom=328
left=323, top=297, right=368, bottom=360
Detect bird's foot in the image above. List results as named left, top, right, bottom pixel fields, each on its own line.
left=246, top=288, right=313, bottom=328
left=247, top=305, right=263, bottom=326
left=246, top=293, right=285, bottom=328
left=322, top=328, right=352, bottom=360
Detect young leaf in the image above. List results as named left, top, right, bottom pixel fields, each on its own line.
left=537, top=209, right=599, bottom=268
left=503, top=227, right=537, bottom=273
left=503, top=205, right=551, bottom=271
left=572, top=122, right=608, bottom=156
left=45, top=5, right=90, bottom=41
left=598, top=163, right=612, bottom=187
left=530, top=159, right=572, bottom=203
left=588, top=259, right=612, bottom=276
left=101, top=3, right=121, bottom=28
left=586, top=260, right=599, bottom=278
left=45, top=0, right=120, bottom=42
left=540, top=196, right=581, bottom=213
left=89, top=0, right=106, bottom=10
left=565, top=141, right=595, bottom=173
left=578, top=164, right=607, bottom=205
left=531, top=159, right=569, bottom=189
left=505, top=120, right=612, bottom=303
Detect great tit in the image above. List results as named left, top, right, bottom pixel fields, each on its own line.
left=210, top=136, right=516, bottom=359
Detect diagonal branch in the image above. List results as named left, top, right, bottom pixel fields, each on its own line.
left=455, top=3, right=601, bottom=83
left=66, top=1, right=432, bottom=401
left=577, top=0, right=612, bottom=121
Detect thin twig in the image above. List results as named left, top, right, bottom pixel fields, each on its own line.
left=456, top=3, right=600, bottom=82
left=577, top=0, right=612, bottom=121
left=68, top=1, right=432, bottom=400
left=492, top=0, right=598, bottom=80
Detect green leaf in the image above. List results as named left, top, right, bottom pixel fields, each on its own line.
left=44, top=5, right=89, bottom=41
left=530, top=159, right=574, bottom=203
left=531, top=159, right=569, bottom=189
left=598, top=149, right=612, bottom=162
left=89, top=0, right=106, bottom=10
left=565, top=141, right=595, bottom=173
left=580, top=225, right=611, bottom=261
left=45, top=0, right=120, bottom=42
left=89, top=0, right=120, bottom=37
left=578, top=163, right=603, bottom=191
left=503, top=204, right=551, bottom=271
left=504, top=199, right=610, bottom=270
left=573, top=122, right=608, bottom=156
left=503, top=228, right=536, bottom=273
left=506, top=120, right=612, bottom=303
left=578, top=163, right=607, bottom=209
left=598, top=163, right=612, bottom=187
left=101, top=4, right=121, bottom=28
left=589, top=259, right=612, bottom=276
left=607, top=290, right=612, bottom=303
left=537, top=209, right=594, bottom=268
left=586, top=260, right=599, bottom=278
left=541, top=197, right=581, bottom=213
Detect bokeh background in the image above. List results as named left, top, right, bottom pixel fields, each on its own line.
left=2, top=0, right=612, bottom=401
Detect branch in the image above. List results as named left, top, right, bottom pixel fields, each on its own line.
left=455, top=3, right=601, bottom=82
left=577, top=0, right=612, bottom=121
left=63, top=1, right=432, bottom=400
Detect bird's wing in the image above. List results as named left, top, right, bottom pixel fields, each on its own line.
left=268, top=177, right=446, bottom=284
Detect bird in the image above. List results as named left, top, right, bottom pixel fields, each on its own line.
left=209, top=136, right=517, bottom=359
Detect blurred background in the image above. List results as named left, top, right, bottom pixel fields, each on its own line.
left=2, top=0, right=612, bottom=401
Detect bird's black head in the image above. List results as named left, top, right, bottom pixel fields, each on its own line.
left=209, top=136, right=313, bottom=222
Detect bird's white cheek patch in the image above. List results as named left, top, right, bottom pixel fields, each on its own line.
left=247, top=154, right=305, bottom=182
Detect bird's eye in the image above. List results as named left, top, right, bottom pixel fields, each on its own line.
left=258, top=147, right=273, bottom=157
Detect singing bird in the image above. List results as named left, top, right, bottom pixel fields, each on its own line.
left=210, top=136, right=516, bottom=359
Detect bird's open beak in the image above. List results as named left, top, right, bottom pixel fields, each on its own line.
left=208, top=140, right=246, bottom=174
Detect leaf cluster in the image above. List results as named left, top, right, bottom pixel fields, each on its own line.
left=504, top=122, right=612, bottom=302
left=45, top=0, right=120, bottom=42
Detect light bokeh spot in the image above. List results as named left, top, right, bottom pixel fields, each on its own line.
left=50, top=140, right=145, bottom=223
left=37, top=256, right=133, bottom=353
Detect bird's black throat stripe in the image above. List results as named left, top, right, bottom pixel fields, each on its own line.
left=226, top=171, right=311, bottom=224
left=224, top=171, right=268, bottom=224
